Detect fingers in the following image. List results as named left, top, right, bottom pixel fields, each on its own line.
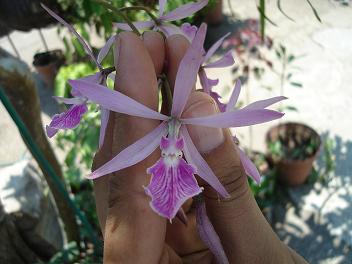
left=182, top=91, right=246, bottom=197
left=165, top=35, right=190, bottom=91
left=102, top=32, right=167, bottom=263
left=182, top=92, right=292, bottom=263
left=143, top=31, right=165, bottom=74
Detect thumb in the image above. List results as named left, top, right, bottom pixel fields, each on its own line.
left=182, top=91, right=248, bottom=199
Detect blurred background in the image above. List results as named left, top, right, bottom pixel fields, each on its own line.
left=0, top=0, right=351, bottom=263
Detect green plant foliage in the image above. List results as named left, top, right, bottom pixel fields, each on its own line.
left=43, top=241, right=101, bottom=264
left=54, top=63, right=102, bottom=235
left=246, top=151, right=277, bottom=210
left=55, top=63, right=96, bottom=98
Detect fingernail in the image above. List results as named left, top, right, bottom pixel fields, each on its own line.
left=184, top=99, right=224, bottom=153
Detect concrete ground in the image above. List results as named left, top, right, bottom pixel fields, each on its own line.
left=0, top=0, right=351, bottom=263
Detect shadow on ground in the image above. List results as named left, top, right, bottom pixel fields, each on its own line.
left=272, top=133, right=352, bottom=263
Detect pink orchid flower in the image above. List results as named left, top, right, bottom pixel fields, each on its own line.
left=114, top=0, right=208, bottom=37
left=225, top=79, right=287, bottom=183
left=199, top=33, right=235, bottom=112
left=181, top=22, right=198, bottom=41
left=42, top=5, right=115, bottom=147
left=68, top=24, right=284, bottom=220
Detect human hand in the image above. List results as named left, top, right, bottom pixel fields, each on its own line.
left=92, top=32, right=307, bottom=264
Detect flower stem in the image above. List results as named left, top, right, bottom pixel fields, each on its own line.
left=159, top=74, right=173, bottom=115
left=119, top=6, right=159, bottom=25
left=94, top=0, right=141, bottom=36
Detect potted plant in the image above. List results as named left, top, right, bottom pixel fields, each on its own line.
left=33, top=49, right=64, bottom=87
left=266, top=122, right=321, bottom=186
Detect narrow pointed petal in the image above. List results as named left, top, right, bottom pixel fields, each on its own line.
left=161, top=0, right=209, bottom=21
left=203, top=50, right=234, bottom=69
left=204, top=33, right=230, bottom=62
left=210, top=91, right=226, bottom=112
left=238, top=147, right=261, bottom=184
left=46, top=104, right=88, bottom=138
left=46, top=125, right=58, bottom=138
left=196, top=200, right=229, bottom=264
left=69, top=79, right=168, bottom=121
left=181, top=127, right=230, bottom=198
left=113, top=21, right=155, bottom=31
left=181, top=23, right=198, bottom=42
left=158, top=24, right=184, bottom=37
left=199, top=71, right=226, bottom=112
left=70, top=72, right=103, bottom=98
left=171, top=23, right=207, bottom=117
left=99, top=108, right=110, bottom=148
left=243, top=96, right=287, bottom=110
left=79, top=72, right=103, bottom=84
left=41, top=4, right=99, bottom=69
left=181, top=109, right=284, bottom=128
left=146, top=158, right=202, bottom=219
left=198, top=69, right=211, bottom=93
left=88, top=122, right=168, bottom=179
left=97, top=35, right=116, bottom=64
left=53, top=96, right=86, bottom=105
left=225, top=79, right=242, bottom=112
left=159, top=0, right=167, bottom=16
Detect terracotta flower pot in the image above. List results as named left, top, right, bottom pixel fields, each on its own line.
left=266, top=122, right=321, bottom=186
left=33, top=50, right=64, bottom=87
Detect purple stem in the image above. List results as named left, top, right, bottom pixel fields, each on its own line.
left=195, top=195, right=229, bottom=264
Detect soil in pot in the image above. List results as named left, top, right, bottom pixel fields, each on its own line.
left=266, top=122, right=321, bottom=186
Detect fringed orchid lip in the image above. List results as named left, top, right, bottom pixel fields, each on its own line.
left=145, top=119, right=203, bottom=220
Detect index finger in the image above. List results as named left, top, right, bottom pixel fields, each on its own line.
left=102, top=32, right=167, bottom=263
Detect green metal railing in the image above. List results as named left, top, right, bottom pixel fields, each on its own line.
left=0, top=86, right=102, bottom=253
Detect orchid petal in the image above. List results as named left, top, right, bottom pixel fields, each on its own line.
left=198, top=69, right=211, bottom=93
left=70, top=72, right=103, bottom=97
left=161, top=0, right=209, bottom=21
left=171, top=23, right=207, bottom=117
left=113, top=21, right=155, bottom=31
left=182, top=109, right=284, bottom=128
left=79, top=72, right=102, bottom=84
left=41, top=4, right=100, bottom=69
left=238, top=147, right=261, bottom=184
left=181, top=127, right=229, bottom=198
left=99, top=108, right=110, bottom=148
left=97, top=35, right=116, bottom=64
left=88, top=122, right=168, bottom=179
left=181, top=23, right=198, bottom=42
left=146, top=157, right=202, bottom=219
left=158, top=24, right=184, bottom=37
left=243, top=96, right=287, bottom=110
left=69, top=80, right=168, bottom=121
left=46, top=125, right=58, bottom=138
left=196, top=200, right=229, bottom=264
left=225, top=79, right=242, bottom=112
left=53, top=96, right=86, bottom=105
left=159, top=0, right=167, bottom=16
left=204, top=33, right=230, bottom=62
left=209, top=91, right=226, bottom=112
left=203, top=50, right=234, bottom=69
left=46, top=104, right=88, bottom=138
